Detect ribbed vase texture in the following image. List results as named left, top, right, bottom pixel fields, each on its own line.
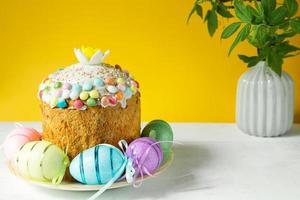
left=236, top=61, right=294, bottom=137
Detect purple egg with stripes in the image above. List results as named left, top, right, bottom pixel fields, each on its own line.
left=126, top=137, right=163, bottom=175
left=69, top=144, right=126, bottom=185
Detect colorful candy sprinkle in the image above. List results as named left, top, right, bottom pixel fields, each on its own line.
left=44, top=86, right=50, bottom=92
left=82, top=82, right=93, bottom=91
left=72, top=84, right=82, bottom=93
left=87, top=98, right=97, bottom=106
left=62, top=90, right=70, bottom=99
left=73, top=99, right=84, bottom=109
left=124, top=87, right=132, bottom=98
left=57, top=99, right=68, bottom=108
left=117, top=78, right=125, bottom=84
left=44, top=80, right=51, bottom=85
left=105, top=78, right=116, bottom=85
left=70, top=91, right=79, bottom=100
left=50, top=97, right=58, bottom=108
left=39, top=90, right=43, bottom=99
left=54, top=82, right=62, bottom=89
left=106, top=85, right=118, bottom=94
left=62, top=83, right=72, bottom=90
left=101, top=96, right=110, bottom=107
left=89, top=90, right=99, bottom=98
left=108, top=96, right=117, bottom=105
left=42, top=93, right=51, bottom=103
left=94, top=78, right=104, bottom=87
left=131, top=85, right=137, bottom=94
left=80, top=91, right=89, bottom=100
left=115, top=91, right=124, bottom=101
left=117, top=84, right=126, bottom=91
left=131, top=80, right=139, bottom=88
left=54, top=90, right=63, bottom=97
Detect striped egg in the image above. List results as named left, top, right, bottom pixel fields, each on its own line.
left=3, top=126, right=41, bottom=161
left=15, top=141, right=69, bottom=184
left=69, top=144, right=127, bottom=185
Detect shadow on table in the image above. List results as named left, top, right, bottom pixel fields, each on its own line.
left=31, top=143, right=213, bottom=200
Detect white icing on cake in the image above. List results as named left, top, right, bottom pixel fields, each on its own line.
left=51, top=63, right=130, bottom=84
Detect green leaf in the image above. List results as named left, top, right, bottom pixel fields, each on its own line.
left=267, top=47, right=283, bottom=76
left=284, top=0, right=298, bottom=17
left=248, top=6, right=263, bottom=24
left=187, top=2, right=203, bottom=24
left=195, top=4, right=203, bottom=18
left=187, top=6, right=196, bottom=24
left=238, top=55, right=261, bottom=67
left=221, top=22, right=241, bottom=39
left=228, top=24, right=251, bottom=55
left=205, top=10, right=218, bottom=36
left=290, top=18, right=300, bottom=33
left=234, top=0, right=253, bottom=23
left=216, top=3, right=233, bottom=18
left=261, top=0, right=276, bottom=17
left=247, top=25, right=271, bottom=49
left=277, top=42, right=300, bottom=56
left=270, top=6, right=287, bottom=25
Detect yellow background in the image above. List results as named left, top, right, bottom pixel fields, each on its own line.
left=0, top=0, right=299, bottom=122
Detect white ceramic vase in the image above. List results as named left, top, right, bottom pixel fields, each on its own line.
left=236, top=61, right=294, bottom=137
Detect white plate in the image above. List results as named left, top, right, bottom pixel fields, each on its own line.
left=7, top=151, right=173, bottom=191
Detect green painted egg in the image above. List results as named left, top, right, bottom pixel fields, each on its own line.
left=141, top=119, right=173, bottom=160
left=15, top=141, right=69, bottom=184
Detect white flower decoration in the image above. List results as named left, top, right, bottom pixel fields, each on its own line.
left=74, top=47, right=110, bottom=65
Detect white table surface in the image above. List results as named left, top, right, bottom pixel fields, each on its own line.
left=1, top=122, right=300, bottom=200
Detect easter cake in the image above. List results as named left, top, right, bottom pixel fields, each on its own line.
left=38, top=47, right=141, bottom=161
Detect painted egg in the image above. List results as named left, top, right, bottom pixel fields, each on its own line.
left=69, top=144, right=127, bottom=185
left=3, top=127, right=41, bottom=161
left=141, top=120, right=173, bottom=160
left=126, top=137, right=163, bottom=175
left=15, top=141, right=69, bottom=184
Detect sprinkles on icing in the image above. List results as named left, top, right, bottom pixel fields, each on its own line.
left=38, top=47, right=139, bottom=110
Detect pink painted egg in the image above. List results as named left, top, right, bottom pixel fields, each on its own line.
left=2, top=126, right=42, bottom=161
